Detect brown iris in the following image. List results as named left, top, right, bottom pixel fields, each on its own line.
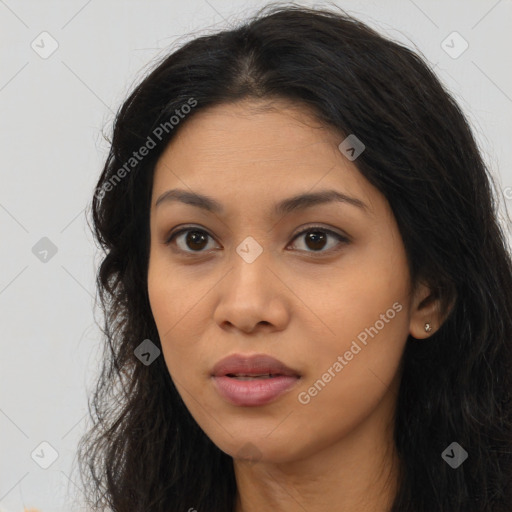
left=186, top=230, right=208, bottom=251
left=304, top=231, right=327, bottom=251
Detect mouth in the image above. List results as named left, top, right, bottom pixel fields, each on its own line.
left=211, top=353, right=301, bottom=406
left=225, top=373, right=290, bottom=380
left=211, top=353, right=301, bottom=378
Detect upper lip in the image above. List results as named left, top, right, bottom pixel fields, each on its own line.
left=211, top=353, right=301, bottom=377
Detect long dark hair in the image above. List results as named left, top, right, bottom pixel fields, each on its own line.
left=76, top=3, right=512, bottom=511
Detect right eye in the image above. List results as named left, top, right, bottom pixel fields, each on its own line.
left=165, top=226, right=220, bottom=254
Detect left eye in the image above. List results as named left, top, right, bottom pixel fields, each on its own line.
left=289, top=227, right=349, bottom=253
left=165, top=226, right=349, bottom=254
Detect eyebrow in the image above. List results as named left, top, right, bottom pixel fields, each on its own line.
left=154, top=188, right=369, bottom=216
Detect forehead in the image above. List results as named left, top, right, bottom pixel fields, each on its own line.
left=156, top=99, right=340, bottom=165
left=151, top=99, right=379, bottom=215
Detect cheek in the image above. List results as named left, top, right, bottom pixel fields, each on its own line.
left=147, top=249, right=204, bottom=336
left=147, top=255, right=212, bottom=386
left=336, top=233, right=410, bottom=336
left=303, top=251, right=410, bottom=349
left=147, top=256, right=173, bottom=336
left=294, top=240, right=411, bottom=414
left=147, top=255, right=187, bottom=370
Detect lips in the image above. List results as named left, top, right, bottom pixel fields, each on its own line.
left=211, top=353, right=301, bottom=406
left=211, top=353, right=300, bottom=378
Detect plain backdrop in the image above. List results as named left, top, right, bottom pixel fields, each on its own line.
left=1, top=0, right=511, bottom=510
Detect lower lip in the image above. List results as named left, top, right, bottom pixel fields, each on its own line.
left=212, top=375, right=300, bottom=406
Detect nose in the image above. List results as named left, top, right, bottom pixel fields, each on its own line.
left=213, top=250, right=290, bottom=335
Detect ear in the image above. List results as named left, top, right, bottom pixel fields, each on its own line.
left=409, top=280, right=453, bottom=339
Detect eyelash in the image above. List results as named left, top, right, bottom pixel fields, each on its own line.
left=164, top=224, right=350, bottom=257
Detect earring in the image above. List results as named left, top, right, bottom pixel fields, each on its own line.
left=424, top=322, right=432, bottom=333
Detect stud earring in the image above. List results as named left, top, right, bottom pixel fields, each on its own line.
left=424, top=322, right=432, bottom=333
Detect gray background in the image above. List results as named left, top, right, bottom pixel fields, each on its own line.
left=1, top=0, right=511, bottom=510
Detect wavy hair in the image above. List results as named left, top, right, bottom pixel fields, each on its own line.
left=76, top=3, right=512, bottom=511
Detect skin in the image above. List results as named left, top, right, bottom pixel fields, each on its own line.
left=147, top=99, right=445, bottom=512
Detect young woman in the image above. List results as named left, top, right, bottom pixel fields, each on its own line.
left=77, top=4, right=512, bottom=511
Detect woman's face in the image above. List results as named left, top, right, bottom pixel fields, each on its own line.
left=147, top=99, right=432, bottom=465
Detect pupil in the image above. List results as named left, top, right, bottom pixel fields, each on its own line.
left=187, top=231, right=207, bottom=250
left=306, top=231, right=326, bottom=251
